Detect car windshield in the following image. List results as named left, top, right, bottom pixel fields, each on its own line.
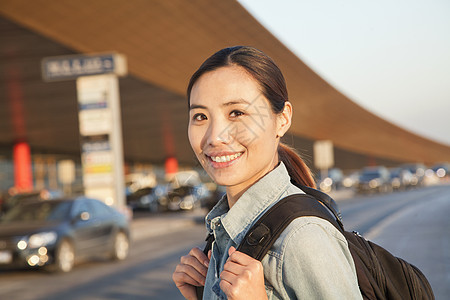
left=1, top=201, right=72, bottom=223
left=390, top=169, right=401, bottom=177
left=432, top=165, right=448, bottom=172
left=360, top=171, right=381, bottom=180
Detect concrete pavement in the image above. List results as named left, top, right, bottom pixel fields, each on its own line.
left=129, top=209, right=208, bottom=242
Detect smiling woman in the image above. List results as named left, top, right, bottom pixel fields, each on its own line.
left=188, top=66, right=285, bottom=204
left=187, top=46, right=315, bottom=200
left=173, top=46, right=362, bottom=300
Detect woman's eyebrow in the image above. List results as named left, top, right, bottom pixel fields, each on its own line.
left=222, top=99, right=251, bottom=106
left=189, top=104, right=207, bottom=110
left=190, top=99, right=251, bottom=110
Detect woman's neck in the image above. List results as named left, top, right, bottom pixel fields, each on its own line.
left=226, top=186, right=247, bottom=208
left=225, top=159, right=280, bottom=208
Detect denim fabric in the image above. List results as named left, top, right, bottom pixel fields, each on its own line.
left=202, top=162, right=362, bottom=299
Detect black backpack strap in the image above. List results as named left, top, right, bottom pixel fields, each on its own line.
left=296, top=184, right=343, bottom=228
left=202, top=233, right=214, bottom=255
left=237, top=193, right=343, bottom=260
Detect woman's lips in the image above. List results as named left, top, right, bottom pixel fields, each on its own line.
left=205, top=152, right=243, bottom=168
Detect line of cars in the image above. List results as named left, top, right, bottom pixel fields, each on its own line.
left=317, top=162, right=449, bottom=195
left=128, top=162, right=450, bottom=212
left=125, top=170, right=218, bottom=213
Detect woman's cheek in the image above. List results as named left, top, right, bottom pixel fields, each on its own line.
left=234, top=122, right=263, bottom=147
left=189, top=127, right=206, bottom=160
left=188, top=125, right=199, bottom=147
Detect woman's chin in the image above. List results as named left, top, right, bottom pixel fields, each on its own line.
left=207, top=170, right=239, bottom=187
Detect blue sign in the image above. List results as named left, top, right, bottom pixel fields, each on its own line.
left=81, top=134, right=111, bottom=153
left=42, top=53, right=126, bottom=81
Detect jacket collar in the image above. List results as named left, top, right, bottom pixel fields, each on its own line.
left=205, top=162, right=291, bottom=244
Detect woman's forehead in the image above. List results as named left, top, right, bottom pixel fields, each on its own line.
left=190, top=66, right=263, bottom=105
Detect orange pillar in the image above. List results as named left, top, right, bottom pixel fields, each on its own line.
left=13, top=141, right=33, bottom=192
left=7, top=61, right=32, bottom=192
left=165, top=156, right=179, bottom=179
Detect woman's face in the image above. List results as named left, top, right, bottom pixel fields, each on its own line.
left=188, top=66, right=289, bottom=192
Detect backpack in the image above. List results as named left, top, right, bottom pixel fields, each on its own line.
left=198, top=185, right=434, bottom=300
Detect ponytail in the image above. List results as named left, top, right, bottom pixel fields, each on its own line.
left=278, top=143, right=316, bottom=188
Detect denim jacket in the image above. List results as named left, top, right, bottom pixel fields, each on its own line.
left=202, top=162, right=362, bottom=299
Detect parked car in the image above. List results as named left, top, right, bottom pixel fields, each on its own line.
left=126, top=186, right=163, bottom=212
left=163, top=171, right=211, bottom=211
left=0, top=189, right=63, bottom=215
left=400, top=163, right=427, bottom=186
left=357, top=166, right=391, bottom=194
left=342, top=171, right=360, bottom=189
left=431, top=163, right=450, bottom=179
left=389, top=168, right=414, bottom=191
left=317, top=168, right=344, bottom=193
left=0, top=197, right=130, bottom=273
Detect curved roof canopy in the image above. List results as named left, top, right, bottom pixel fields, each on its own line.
left=1, top=0, right=449, bottom=165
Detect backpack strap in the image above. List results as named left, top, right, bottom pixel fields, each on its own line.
left=296, top=184, right=343, bottom=228
left=237, top=193, right=344, bottom=260
left=197, top=189, right=342, bottom=299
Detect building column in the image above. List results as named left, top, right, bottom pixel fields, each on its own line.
left=13, top=141, right=33, bottom=192
left=165, top=156, right=178, bottom=180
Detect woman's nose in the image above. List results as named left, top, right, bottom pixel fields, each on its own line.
left=205, top=119, right=232, bottom=146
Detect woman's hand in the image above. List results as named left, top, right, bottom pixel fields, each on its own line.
left=220, top=247, right=268, bottom=300
left=172, top=247, right=210, bottom=300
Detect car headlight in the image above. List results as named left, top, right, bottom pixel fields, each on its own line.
left=28, top=232, right=57, bottom=248
left=392, top=178, right=401, bottom=187
left=369, top=179, right=380, bottom=188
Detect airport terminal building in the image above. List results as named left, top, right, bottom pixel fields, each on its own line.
left=1, top=0, right=449, bottom=198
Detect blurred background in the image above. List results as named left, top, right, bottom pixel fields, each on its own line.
left=0, top=1, right=449, bottom=299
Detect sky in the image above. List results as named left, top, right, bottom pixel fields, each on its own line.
left=238, top=0, right=450, bottom=146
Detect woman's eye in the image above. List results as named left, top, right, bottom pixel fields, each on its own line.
left=230, top=110, right=244, bottom=118
left=192, top=113, right=207, bottom=121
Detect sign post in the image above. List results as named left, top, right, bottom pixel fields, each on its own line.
left=57, top=159, right=75, bottom=195
left=42, top=53, right=127, bottom=209
left=314, top=140, right=334, bottom=180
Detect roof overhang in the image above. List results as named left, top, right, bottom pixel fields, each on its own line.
left=1, top=0, right=449, bottom=165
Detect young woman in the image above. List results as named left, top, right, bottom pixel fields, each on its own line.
left=172, top=46, right=362, bottom=300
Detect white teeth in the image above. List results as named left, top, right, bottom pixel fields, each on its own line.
left=211, top=152, right=242, bottom=162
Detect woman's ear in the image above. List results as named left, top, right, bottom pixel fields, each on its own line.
left=276, top=101, right=292, bottom=138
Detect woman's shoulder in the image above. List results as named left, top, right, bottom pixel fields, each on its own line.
left=270, top=216, right=349, bottom=258
left=289, top=216, right=346, bottom=240
left=263, top=214, right=361, bottom=300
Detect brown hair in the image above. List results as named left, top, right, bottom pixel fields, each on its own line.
left=187, top=46, right=316, bottom=188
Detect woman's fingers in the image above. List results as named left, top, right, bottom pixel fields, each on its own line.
left=172, top=263, right=203, bottom=300
left=174, top=260, right=206, bottom=286
left=189, top=247, right=210, bottom=268
left=219, top=247, right=268, bottom=300
left=180, top=248, right=209, bottom=277
left=227, top=246, right=253, bottom=263
left=172, top=247, right=211, bottom=300
left=222, top=248, right=263, bottom=282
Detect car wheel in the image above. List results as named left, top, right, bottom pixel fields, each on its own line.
left=50, top=239, right=75, bottom=273
left=110, top=231, right=129, bottom=261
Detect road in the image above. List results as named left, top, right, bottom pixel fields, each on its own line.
left=338, top=184, right=450, bottom=299
left=0, top=184, right=448, bottom=300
